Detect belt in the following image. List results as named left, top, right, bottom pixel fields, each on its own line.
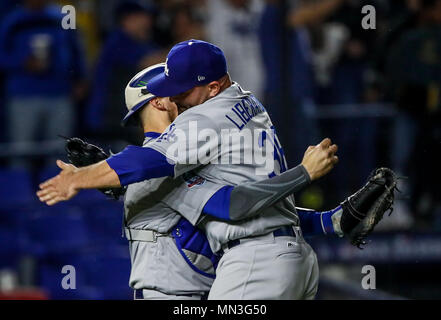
left=124, top=228, right=169, bottom=242
left=218, top=225, right=301, bottom=256
left=134, top=289, right=209, bottom=300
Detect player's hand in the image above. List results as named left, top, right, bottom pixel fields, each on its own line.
left=36, top=160, right=80, bottom=205
left=301, top=138, right=338, bottom=181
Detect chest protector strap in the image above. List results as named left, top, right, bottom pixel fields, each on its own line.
left=171, top=218, right=220, bottom=279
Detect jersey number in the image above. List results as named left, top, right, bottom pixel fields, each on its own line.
left=260, top=126, right=287, bottom=177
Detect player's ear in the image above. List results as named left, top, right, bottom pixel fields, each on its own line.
left=207, top=81, right=221, bottom=98
left=150, top=97, right=167, bottom=111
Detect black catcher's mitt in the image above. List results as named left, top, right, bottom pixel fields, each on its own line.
left=338, top=167, right=398, bottom=248
left=64, top=137, right=126, bottom=200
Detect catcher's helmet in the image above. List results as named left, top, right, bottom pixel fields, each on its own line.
left=121, top=63, right=165, bottom=127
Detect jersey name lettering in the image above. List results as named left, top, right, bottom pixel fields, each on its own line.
left=225, top=96, right=265, bottom=130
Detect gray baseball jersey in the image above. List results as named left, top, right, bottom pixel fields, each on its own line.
left=127, top=82, right=319, bottom=299
left=124, top=135, right=221, bottom=295
left=147, top=82, right=300, bottom=253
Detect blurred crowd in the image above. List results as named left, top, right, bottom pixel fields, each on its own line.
left=0, top=0, right=440, bottom=231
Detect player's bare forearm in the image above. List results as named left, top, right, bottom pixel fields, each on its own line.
left=37, top=160, right=120, bottom=205
left=70, top=160, right=121, bottom=189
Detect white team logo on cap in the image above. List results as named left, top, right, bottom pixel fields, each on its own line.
left=197, top=75, right=205, bottom=81
left=165, top=58, right=169, bottom=77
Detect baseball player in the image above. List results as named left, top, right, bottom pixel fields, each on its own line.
left=115, top=63, right=213, bottom=300
left=61, top=62, right=344, bottom=300
left=38, top=40, right=339, bottom=299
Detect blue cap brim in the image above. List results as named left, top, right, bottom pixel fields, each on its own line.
left=147, top=73, right=196, bottom=98
left=121, top=97, right=154, bottom=126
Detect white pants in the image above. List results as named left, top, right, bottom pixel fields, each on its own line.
left=208, top=230, right=319, bottom=300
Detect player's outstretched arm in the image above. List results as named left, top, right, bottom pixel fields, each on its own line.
left=296, top=167, right=399, bottom=245
left=37, top=143, right=179, bottom=205
left=295, top=206, right=343, bottom=238
left=37, top=160, right=120, bottom=205
left=203, top=138, right=339, bottom=221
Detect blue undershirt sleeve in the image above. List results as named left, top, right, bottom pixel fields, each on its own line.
left=202, top=185, right=233, bottom=221
left=106, top=146, right=175, bottom=186
left=296, top=207, right=338, bottom=237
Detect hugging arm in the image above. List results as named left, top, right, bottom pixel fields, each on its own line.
left=201, top=165, right=341, bottom=237
left=202, top=164, right=311, bottom=221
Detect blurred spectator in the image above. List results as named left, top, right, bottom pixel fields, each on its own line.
left=316, top=1, right=385, bottom=198
left=95, top=0, right=153, bottom=34
left=149, top=0, right=180, bottom=47
left=323, top=0, right=385, bottom=104
left=205, top=0, right=265, bottom=100
left=151, top=0, right=206, bottom=48
left=86, top=1, right=165, bottom=147
left=0, top=0, right=86, bottom=168
left=170, top=3, right=205, bottom=43
left=382, top=0, right=441, bottom=226
left=258, top=0, right=343, bottom=166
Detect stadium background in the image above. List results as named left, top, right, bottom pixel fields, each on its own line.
left=0, top=0, right=440, bottom=299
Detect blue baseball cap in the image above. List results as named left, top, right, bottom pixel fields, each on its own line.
left=147, top=39, right=227, bottom=97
